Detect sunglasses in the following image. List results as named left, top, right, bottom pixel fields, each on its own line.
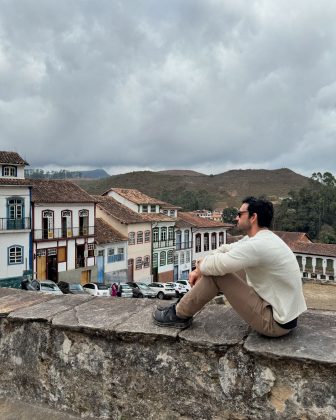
left=237, top=210, right=249, bottom=218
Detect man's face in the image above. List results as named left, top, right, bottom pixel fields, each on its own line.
left=235, top=203, right=252, bottom=234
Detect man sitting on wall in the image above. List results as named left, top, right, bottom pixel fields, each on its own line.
left=153, top=196, right=307, bottom=337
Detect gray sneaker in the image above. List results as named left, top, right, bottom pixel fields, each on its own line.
left=152, top=303, right=193, bottom=329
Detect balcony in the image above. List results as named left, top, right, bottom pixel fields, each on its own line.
left=76, top=257, right=86, bottom=269
left=33, top=226, right=95, bottom=241
left=0, top=217, right=31, bottom=231
left=153, top=239, right=175, bottom=249
left=175, top=241, right=193, bottom=251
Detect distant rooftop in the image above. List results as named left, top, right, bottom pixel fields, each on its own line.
left=178, top=212, right=232, bottom=229
left=0, top=151, right=29, bottom=165
left=95, top=218, right=128, bottom=245
left=103, top=187, right=179, bottom=208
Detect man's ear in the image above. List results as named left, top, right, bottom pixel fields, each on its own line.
left=250, top=212, right=257, bottom=224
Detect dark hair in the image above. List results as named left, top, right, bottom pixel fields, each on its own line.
left=242, top=196, right=273, bottom=228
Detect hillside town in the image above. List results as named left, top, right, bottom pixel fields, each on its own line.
left=1, top=151, right=335, bottom=290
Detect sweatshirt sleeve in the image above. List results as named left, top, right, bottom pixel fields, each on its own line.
left=199, top=240, right=260, bottom=276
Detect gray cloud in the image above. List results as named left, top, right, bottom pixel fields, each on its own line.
left=1, top=0, right=336, bottom=176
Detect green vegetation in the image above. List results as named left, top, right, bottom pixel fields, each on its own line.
left=274, top=172, right=336, bottom=243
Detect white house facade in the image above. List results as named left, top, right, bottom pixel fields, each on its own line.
left=0, top=151, right=31, bottom=286
left=31, top=180, right=96, bottom=284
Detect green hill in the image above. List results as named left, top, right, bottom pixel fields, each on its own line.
left=74, top=168, right=310, bottom=210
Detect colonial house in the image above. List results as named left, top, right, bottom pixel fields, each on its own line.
left=31, top=180, right=96, bottom=284
left=94, top=195, right=153, bottom=283
left=95, top=218, right=128, bottom=284
left=177, top=212, right=233, bottom=271
left=102, top=188, right=177, bottom=283
left=0, top=151, right=31, bottom=286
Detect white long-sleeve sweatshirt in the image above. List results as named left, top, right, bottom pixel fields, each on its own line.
left=199, top=230, right=307, bottom=324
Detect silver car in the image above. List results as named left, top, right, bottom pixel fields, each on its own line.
left=30, top=279, right=63, bottom=295
left=147, top=282, right=176, bottom=299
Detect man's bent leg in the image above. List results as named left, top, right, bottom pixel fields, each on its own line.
left=212, top=273, right=291, bottom=337
left=176, top=275, right=220, bottom=318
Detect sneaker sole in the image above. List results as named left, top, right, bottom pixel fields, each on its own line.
left=152, top=316, right=192, bottom=330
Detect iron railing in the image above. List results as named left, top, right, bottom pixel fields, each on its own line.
left=33, top=225, right=95, bottom=240
left=0, top=217, right=31, bottom=231
left=152, top=239, right=175, bottom=249
left=175, top=241, right=193, bottom=250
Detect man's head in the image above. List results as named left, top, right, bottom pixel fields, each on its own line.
left=236, top=196, right=274, bottom=235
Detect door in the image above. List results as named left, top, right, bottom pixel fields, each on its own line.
left=47, top=255, right=58, bottom=282
left=128, top=259, right=134, bottom=282
left=97, top=254, right=104, bottom=283
left=80, top=270, right=91, bottom=285
left=76, top=244, right=85, bottom=268
left=37, top=255, right=47, bottom=280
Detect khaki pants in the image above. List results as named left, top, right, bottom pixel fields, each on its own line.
left=176, top=273, right=291, bottom=337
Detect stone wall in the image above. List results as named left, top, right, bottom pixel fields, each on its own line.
left=0, top=288, right=335, bottom=419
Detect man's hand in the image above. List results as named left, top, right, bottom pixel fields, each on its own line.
left=188, top=259, right=203, bottom=287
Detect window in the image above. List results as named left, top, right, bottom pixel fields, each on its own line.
left=42, top=210, right=54, bottom=239
left=195, top=234, right=201, bottom=253
left=151, top=205, right=156, bottom=213
left=162, top=209, right=168, bottom=215
left=142, top=205, right=148, bottom=213
left=184, top=230, right=189, bottom=245
left=145, top=230, right=151, bottom=243
left=174, top=254, right=178, bottom=265
left=167, top=250, right=173, bottom=264
left=8, top=245, right=23, bottom=264
left=219, top=232, right=224, bottom=246
left=143, top=255, right=150, bottom=268
left=135, top=257, right=142, bottom=270
left=204, top=233, right=209, bottom=251
left=168, top=227, right=174, bottom=240
left=79, top=209, right=89, bottom=236
left=98, top=250, right=104, bottom=257
left=180, top=252, right=185, bottom=264
left=108, top=248, right=123, bottom=263
left=153, top=228, right=159, bottom=242
left=176, top=230, right=181, bottom=249
left=128, top=232, right=135, bottom=245
left=169, top=210, right=175, bottom=217
left=7, top=197, right=24, bottom=229
left=3, top=166, right=16, bottom=177
left=161, top=227, right=167, bottom=241
left=160, top=251, right=166, bottom=266
left=137, top=231, right=143, bottom=244
left=57, top=247, right=66, bottom=263
left=87, top=243, right=95, bottom=258
left=211, top=233, right=217, bottom=250
left=118, top=248, right=124, bottom=255
left=61, top=210, right=72, bottom=237
left=186, top=251, right=190, bottom=263
left=153, top=253, right=158, bottom=268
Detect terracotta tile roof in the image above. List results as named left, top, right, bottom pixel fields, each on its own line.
left=95, top=218, right=127, bottom=245
left=175, top=219, right=194, bottom=229
left=31, top=180, right=96, bottom=203
left=178, top=212, right=233, bottom=229
left=159, top=202, right=182, bottom=210
left=273, top=231, right=312, bottom=246
left=226, top=233, right=243, bottom=244
left=94, top=195, right=147, bottom=225
left=0, top=178, right=31, bottom=186
left=0, top=151, right=29, bottom=165
left=291, top=241, right=336, bottom=258
left=142, top=213, right=176, bottom=223
left=103, top=188, right=168, bottom=205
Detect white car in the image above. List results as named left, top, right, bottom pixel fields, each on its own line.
left=176, top=279, right=191, bottom=292
left=83, top=282, right=109, bottom=297
left=171, top=282, right=188, bottom=297
left=30, top=279, right=63, bottom=295
left=147, top=282, right=176, bottom=299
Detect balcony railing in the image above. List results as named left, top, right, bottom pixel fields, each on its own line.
left=0, top=217, right=31, bottom=231
left=175, top=241, right=193, bottom=250
left=76, top=257, right=86, bottom=269
left=33, top=225, right=95, bottom=240
left=153, top=239, right=175, bottom=249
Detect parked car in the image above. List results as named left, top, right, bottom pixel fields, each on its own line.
left=147, top=282, right=176, bottom=299
left=126, top=282, right=157, bottom=298
left=117, top=283, right=133, bottom=298
left=83, top=282, right=109, bottom=297
left=58, top=281, right=86, bottom=295
left=176, top=279, right=191, bottom=292
left=171, top=282, right=188, bottom=297
left=30, top=279, right=63, bottom=295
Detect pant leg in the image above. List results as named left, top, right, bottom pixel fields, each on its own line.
left=177, top=273, right=291, bottom=338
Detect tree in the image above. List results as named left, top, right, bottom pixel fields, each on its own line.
left=222, top=207, right=238, bottom=224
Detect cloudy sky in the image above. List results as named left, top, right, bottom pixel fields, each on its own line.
left=1, top=0, right=336, bottom=176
